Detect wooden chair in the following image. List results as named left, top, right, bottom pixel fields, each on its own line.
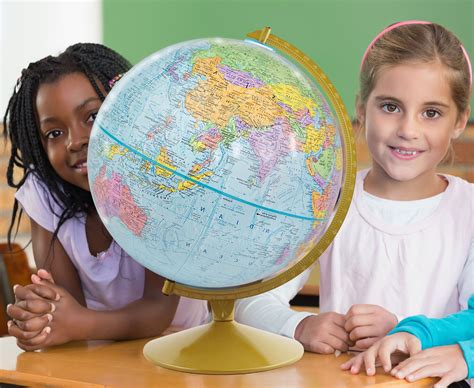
left=0, top=243, right=32, bottom=336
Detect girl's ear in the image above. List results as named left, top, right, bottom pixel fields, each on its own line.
left=355, top=95, right=366, bottom=127
left=452, top=107, right=470, bottom=139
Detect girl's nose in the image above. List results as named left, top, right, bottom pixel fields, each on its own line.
left=67, top=125, right=89, bottom=151
left=396, top=115, right=420, bottom=140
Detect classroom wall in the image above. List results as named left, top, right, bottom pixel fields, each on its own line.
left=0, top=1, right=102, bottom=116
left=0, top=0, right=472, bottom=283
left=102, top=0, right=474, bottom=119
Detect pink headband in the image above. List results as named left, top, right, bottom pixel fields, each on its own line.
left=360, top=20, right=473, bottom=85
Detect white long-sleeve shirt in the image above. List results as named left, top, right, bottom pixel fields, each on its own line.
left=235, top=170, right=474, bottom=338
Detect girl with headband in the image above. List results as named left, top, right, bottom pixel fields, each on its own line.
left=235, top=20, right=473, bottom=380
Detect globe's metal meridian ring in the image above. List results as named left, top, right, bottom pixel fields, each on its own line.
left=164, top=29, right=357, bottom=301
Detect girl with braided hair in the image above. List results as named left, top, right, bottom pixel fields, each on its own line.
left=3, top=43, right=209, bottom=350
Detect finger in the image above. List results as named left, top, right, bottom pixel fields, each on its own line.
left=308, top=341, right=335, bottom=354
left=393, top=357, right=432, bottom=380
left=36, top=269, right=55, bottom=283
left=377, top=340, right=397, bottom=373
left=329, top=323, right=351, bottom=345
left=6, top=304, right=41, bottom=321
left=434, top=374, right=456, bottom=388
left=345, top=304, right=375, bottom=319
left=362, top=344, right=380, bottom=375
left=342, top=354, right=364, bottom=374
left=392, top=350, right=423, bottom=374
left=8, top=321, right=44, bottom=340
left=14, top=326, right=51, bottom=347
left=340, top=356, right=356, bottom=370
left=329, top=313, right=347, bottom=329
left=31, top=275, right=63, bottom=296
left=14, top=284, right=59, bottom=301
left=16, top=341, right=42, bottom=352
left=325, top=333, right=350, bottom=352
left=345, top=313, right=373, bottom=332
left=349, top=325, right=375, bottom=341
left=15, top=299, right=56, bottom=315
left=14, top=314, right=53, bottom=332
left=405, top=364, right=441, bottom=383
left=355, top=337, right=379, bottom=350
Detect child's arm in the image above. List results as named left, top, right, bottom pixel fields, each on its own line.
left=8, top=219, right=179, bottom=350
left=235, top=270, right=352, bottom=353
left=8, top=269, right=179, bottom=350
left=390, top=294, right=474, bottom=349
left=30, top=218, right=87, bottom=305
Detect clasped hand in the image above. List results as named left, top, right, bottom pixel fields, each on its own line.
left=6, top=269, right=86, bottom=351
left=294, top=304, right=398, bottom=354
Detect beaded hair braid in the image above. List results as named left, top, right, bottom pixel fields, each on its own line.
left=3, top=43, right=131, bottom=247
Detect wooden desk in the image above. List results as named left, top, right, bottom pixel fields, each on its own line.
left=0, top=335, right=436, bottom=387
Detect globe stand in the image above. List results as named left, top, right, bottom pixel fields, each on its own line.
left=143, top=299, right=304, bottom=374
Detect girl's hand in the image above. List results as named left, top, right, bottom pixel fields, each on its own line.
left=344, top=304, right=398, bottom=349
left=6, top=279, right=60, bottom=348
left=10, top=271, right=88, bottom=351
left=391, top=345, right=468, bottom=388
left=341, top=332, right=421, bottom=375
left=295, top=312, right=352, bottom=354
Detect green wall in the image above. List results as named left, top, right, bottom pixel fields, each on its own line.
left=104, top=0, right=473, bottom=119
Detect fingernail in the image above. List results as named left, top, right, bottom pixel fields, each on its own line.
left=13, top=284, right=19, bottom=292
left=43, top=326, right=51, bottom=334
left=50, top=303, right=56, bottom=312
left=55, top=293, right=60, bottom=301
left=7, top=320, right=13, bottom=328
left=367, top=367, right=373, bottom=375
left=46, top=313, right=53, bottom=322
left=6, top=304, right=12, bottom=311
left=396, top=372, right=403, bottom=379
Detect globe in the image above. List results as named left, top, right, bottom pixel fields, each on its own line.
left=88, top=28, right=356, bottom=374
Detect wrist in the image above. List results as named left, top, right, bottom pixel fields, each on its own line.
left=294, top=315, right=311, bottom=341
left=74, top=306, right=97, bottom=341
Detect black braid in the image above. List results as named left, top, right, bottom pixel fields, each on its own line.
left=3, top=43, right=131, bottom=249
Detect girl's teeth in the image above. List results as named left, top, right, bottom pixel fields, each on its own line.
left=395, top=148, right=417, bottom=155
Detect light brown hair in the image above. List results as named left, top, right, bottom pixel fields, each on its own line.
left=359, top=23, right=471, bottom=116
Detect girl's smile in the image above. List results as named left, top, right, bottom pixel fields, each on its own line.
left=36, top=73, right=102, bottom=191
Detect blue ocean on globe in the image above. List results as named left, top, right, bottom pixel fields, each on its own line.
left=88, top=38, right=343, bottom=288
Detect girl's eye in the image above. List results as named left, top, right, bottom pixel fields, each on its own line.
left=423, top=109, right=441, bottom=119
left=45, top=129, right=63, bottom=139
left=382, top=103, right=400, bottom=113
left=87, top=112, right=98, bottom=124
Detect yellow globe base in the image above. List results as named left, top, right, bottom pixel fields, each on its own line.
left=143, top=320, right=304, bottom=374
